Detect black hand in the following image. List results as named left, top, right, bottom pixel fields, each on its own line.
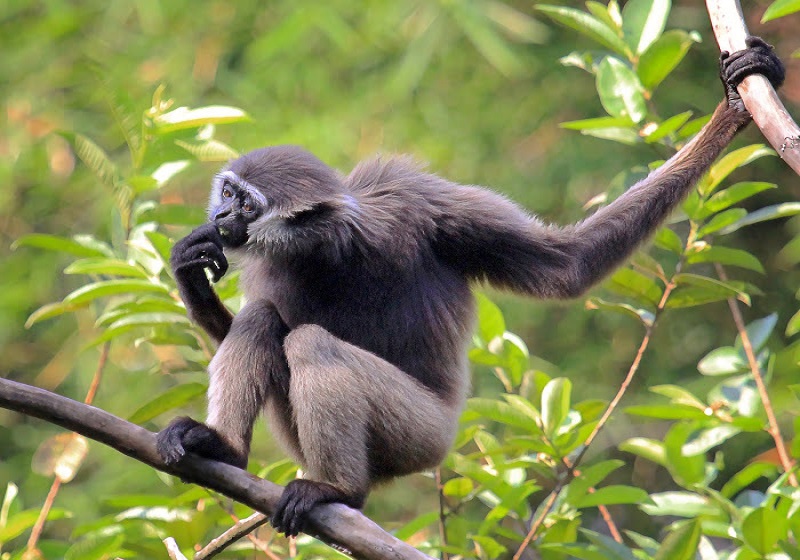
left=170, top=223, right=229, bottom=285
left=720, top=36, right=785, bottom=112
left=271, top=480, right=364, bottom=537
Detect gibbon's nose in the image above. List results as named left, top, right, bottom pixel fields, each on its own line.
left=213, top=208, right=232, bottom=221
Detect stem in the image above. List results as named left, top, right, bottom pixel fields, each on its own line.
left=25, top=342, right=110, bottom=554
left=513, top=274, right=678, bottom=560
left=435, top=467, right=450, bottom=560
left=715, top=264, right=798, bottom=486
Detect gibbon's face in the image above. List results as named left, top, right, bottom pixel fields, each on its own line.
left=208, top=146, right=345, bottom=249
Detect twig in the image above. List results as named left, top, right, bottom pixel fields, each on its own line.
left=25, top=342, right=111, bottom=555
left=715, top=265, right=798, bottom=486
left=0, top=377, right=434, bottom=560
left=195, top=512, right=274, bottom=560
left=164, top=537, right=190, bottom=560
left=434, top=467, right=449, bottom=560
left=706, top=0, right=800, bottom=175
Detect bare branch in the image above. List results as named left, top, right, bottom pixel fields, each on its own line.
left=707, top=0, right=800, bottom=175
left=195, top=513, right=273, bottom=560
left=0, top=377, right=434, bottom=560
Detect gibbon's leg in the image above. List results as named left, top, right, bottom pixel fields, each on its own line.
left=272, top=324, right=459, bottom=537
left=157, top=300, right=289, bottom=468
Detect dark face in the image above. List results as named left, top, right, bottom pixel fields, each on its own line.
left=208, top=178, right=263, bottom=248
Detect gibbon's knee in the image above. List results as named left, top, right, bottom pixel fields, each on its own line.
left=283, top=324, right=338, bottom=370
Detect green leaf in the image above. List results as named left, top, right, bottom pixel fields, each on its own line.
left=696, top=208, right=747, bottom=237
left=151, top=160, right=191, bottom=186
left=654, top=519, right=701, bottom=560
left=653, top=227, right=684, bottom=254
left=698, top=346, right=746, bottom=376
left=128, top=383, right=208, bottom=424
left=604, top=267, right=662, bottom=308
left=721, top=462, right=778, bottom=498
left=698, top=145, right=773, bottom=197
left=449, top=1, right=523, bottom=76
left=442, top=477, right=474, bottom=499
left=12, top=234, right=109, bottom=258
left=0, top=508, right=71, bottom=541
left=465, top=398, right=540, bottom=432
left=541, top=377, right=571, bottom=439
left=576, top=485, right=650, bottom=509
left=151, top=105, right=249, bottom=134
left=686, top=246, right=764, bottom=273
left=25, top=302, right=83, bottom=328
left=641, top=492, right=718, bottom=517
left=581, top=529, right=638, bottom=560
left=625, top=404, right=708, bottom=420
left=643, top=111, right=693, bottom=143
left=175, top=138, right=239, bottom=162
left=719, top=202, right=800, bottom=234
left=762, top=0, right=800, bottom=21
left=664, top=423, right=706, bottom=486
left=535, top=5, right=631, bottom=56
left=63, top=280, right=170, bottom=305
left=138, top=204, right=207, bottom=226
left=637, top=30, right=699, bottom=90
left=586, top=1, right=622, bottom=31
left=741, top=506, right=789, bottom=555
left=736, top=314, right=777, bottom=353
left=58, top=131, right=119, bottom=188
left=672, top=273, right=751, bottom=302
left=619, top=437, right=667, bottom=467
left=596, top=57, right=647, bottom=123
left=580, top=127, right=641, bottom=145
left=475, top=291, right=505, bottom=341
left=65, top=258, right=148, bottom=278
left=393, top=511, right=440, bottom=541
left=681, top=425, right=741, bottom=455
left=621, top=0, right=670, bottom=54
left=566, top=460, right=625, bottom=505
left=65, top=533, right=125, bottom=560
left=586, top=297, right=654, bottom=327
left=786, top=308, right=800, bottom=337
left=697, top=182, right=776, bottom=218
left=650, top=384, right=706, bottom=408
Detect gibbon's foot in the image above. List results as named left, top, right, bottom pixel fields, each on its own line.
left=271, top=479, right=365, bottom=537
left=156, top=416, right=247, bottom=469
left=720, top=36, right=785, bottom=113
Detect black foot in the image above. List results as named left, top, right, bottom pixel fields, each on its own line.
left=271, top=480, right=364, bottom=537
left=720, top=36, right=785, bottom=112
left=156, top=416, right=247, bottom=469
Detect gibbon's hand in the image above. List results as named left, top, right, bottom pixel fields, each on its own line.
left=170, top=222, right=229, bottom=284
left=720, top=36, right=785, bottom=114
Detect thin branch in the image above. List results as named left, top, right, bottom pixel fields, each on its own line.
left=434, top=467, right=449, bottom=560
left=715, top=265, right=798, bottom=487
left=0, top=377, right=434, bottom=560
left=195, top=512, right=274, bottom=560
left=706, top=0, right=800, bottom=175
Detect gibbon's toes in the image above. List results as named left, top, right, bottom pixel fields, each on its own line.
left=271, top=480, right=364, bottom=536
left=156, top=429, right=186, bottom=465
left=722, top=36, right=785, bottom=90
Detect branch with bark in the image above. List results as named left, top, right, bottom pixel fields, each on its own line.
left=0, top=377, right=433, bottom=560
left=707, top=0, right=800, bottom=175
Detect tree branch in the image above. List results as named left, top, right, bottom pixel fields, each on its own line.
left=706, top=0, right=800, bottom=175
left=0, top=377, right=434, bottom=560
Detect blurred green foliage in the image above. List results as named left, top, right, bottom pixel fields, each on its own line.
left=1, top=0, right=800, bottom=559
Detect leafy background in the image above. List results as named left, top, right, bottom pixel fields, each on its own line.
left=2, top=0, right=800, bottom=559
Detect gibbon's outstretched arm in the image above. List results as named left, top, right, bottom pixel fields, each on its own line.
left=435, top=37, right=785, bottom=298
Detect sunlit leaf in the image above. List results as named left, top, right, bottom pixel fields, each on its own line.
left=580, top=127, right=641, bottom=145
left=560, top=116, right=635, bottom=130
left=625, top=404, right=708, bottom=420
left=465, top=398, right=538, bottom=431
left=605, top=267, right=662, bottom=307
left=65, top=258, right=148, bottom=278
left=25, top=302, right=84, bottom=328
left=641, top=492, right=717, bottom=516
left=643, top=111, right=692, bottom=143
left=650, top=384, right=706, bottom=408
left=581, top=529, right=638, bottom=560
left=697, top=145, right=773, bottom=197
left=621, top=0, right=670, bottom=54
left=762, top=0, right=800, bottom=21
left=719, top=202, right=800, bottom=234
left=128, top=383, right=207, bottom=424
left=12, top=234, right=109, bottom=258
left=637, top=30, right=699, bottom=90
left=151, top=105, right=249, bottom=134
left=596, top=57, right=647, bottom=123
left=586, top=1, right=621, bottom=31
left=736, top=314, right=778, bottom=353
left=63, top=280, right=170, bottom=304
left=619, top=437, right=667, bottom=466
left=787, top=308, right=800, bottom=337
left=475, top=291, right=505, bottom=342
left=682, top=425, right=741, bottom=455
left=175, top=138, right=239, bottom=162
left=664, top=423, right=706, bottom=486
left=536, top=5, right=631, bottom=56
left=653, top=227, right=684, bottom=254
left=442, top=477, right=475, bottom=499
left=720, top=462, right=778, bottom=498
left=698, top=346, right=746, bottom=376
left=541, top=378, right=571, bottom=439
left=32, top=433, right=89, bottom=482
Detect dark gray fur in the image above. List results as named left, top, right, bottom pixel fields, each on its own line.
left=157, top=38, right=784, bottom=536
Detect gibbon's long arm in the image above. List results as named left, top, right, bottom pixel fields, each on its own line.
left=435, top=38, right=785, bottom=299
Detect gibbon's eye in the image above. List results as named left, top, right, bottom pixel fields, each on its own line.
left=242, top=200, right=254, bottom=213
left=222, top=184, right=234, bottom=198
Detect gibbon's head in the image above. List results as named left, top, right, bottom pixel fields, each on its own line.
left=208, top=146, right=352, bottom=250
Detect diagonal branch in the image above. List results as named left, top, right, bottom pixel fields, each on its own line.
left=706, top=0, right=800, bottom=175
left=0, top=377, right=434, bottom=560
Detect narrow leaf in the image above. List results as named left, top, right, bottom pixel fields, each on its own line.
left=128, top=383, right=208, bottom=424
left=575, top=485, right=650, bottom=508
left=12, top=234, right=108, bottom=258
left=643, top=111, right=693, bottom=143
left=686, top=246, right=764, bottom=273
left=152, top=106, right=249, bottom=134
left=619, top=437, right=667, bottom=467
left=536, top=5, right=631, bottom=56
left=654, top=519, right=701, bottom=560
left=762, top=0, right=800, bottom=21
left=586, top=297, right=654, bottom=326
left=63, top=280, right=169, bottom=304
left=65, top=258, right=148, bottom=278
left=719, top=202, right=800, bottom=234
